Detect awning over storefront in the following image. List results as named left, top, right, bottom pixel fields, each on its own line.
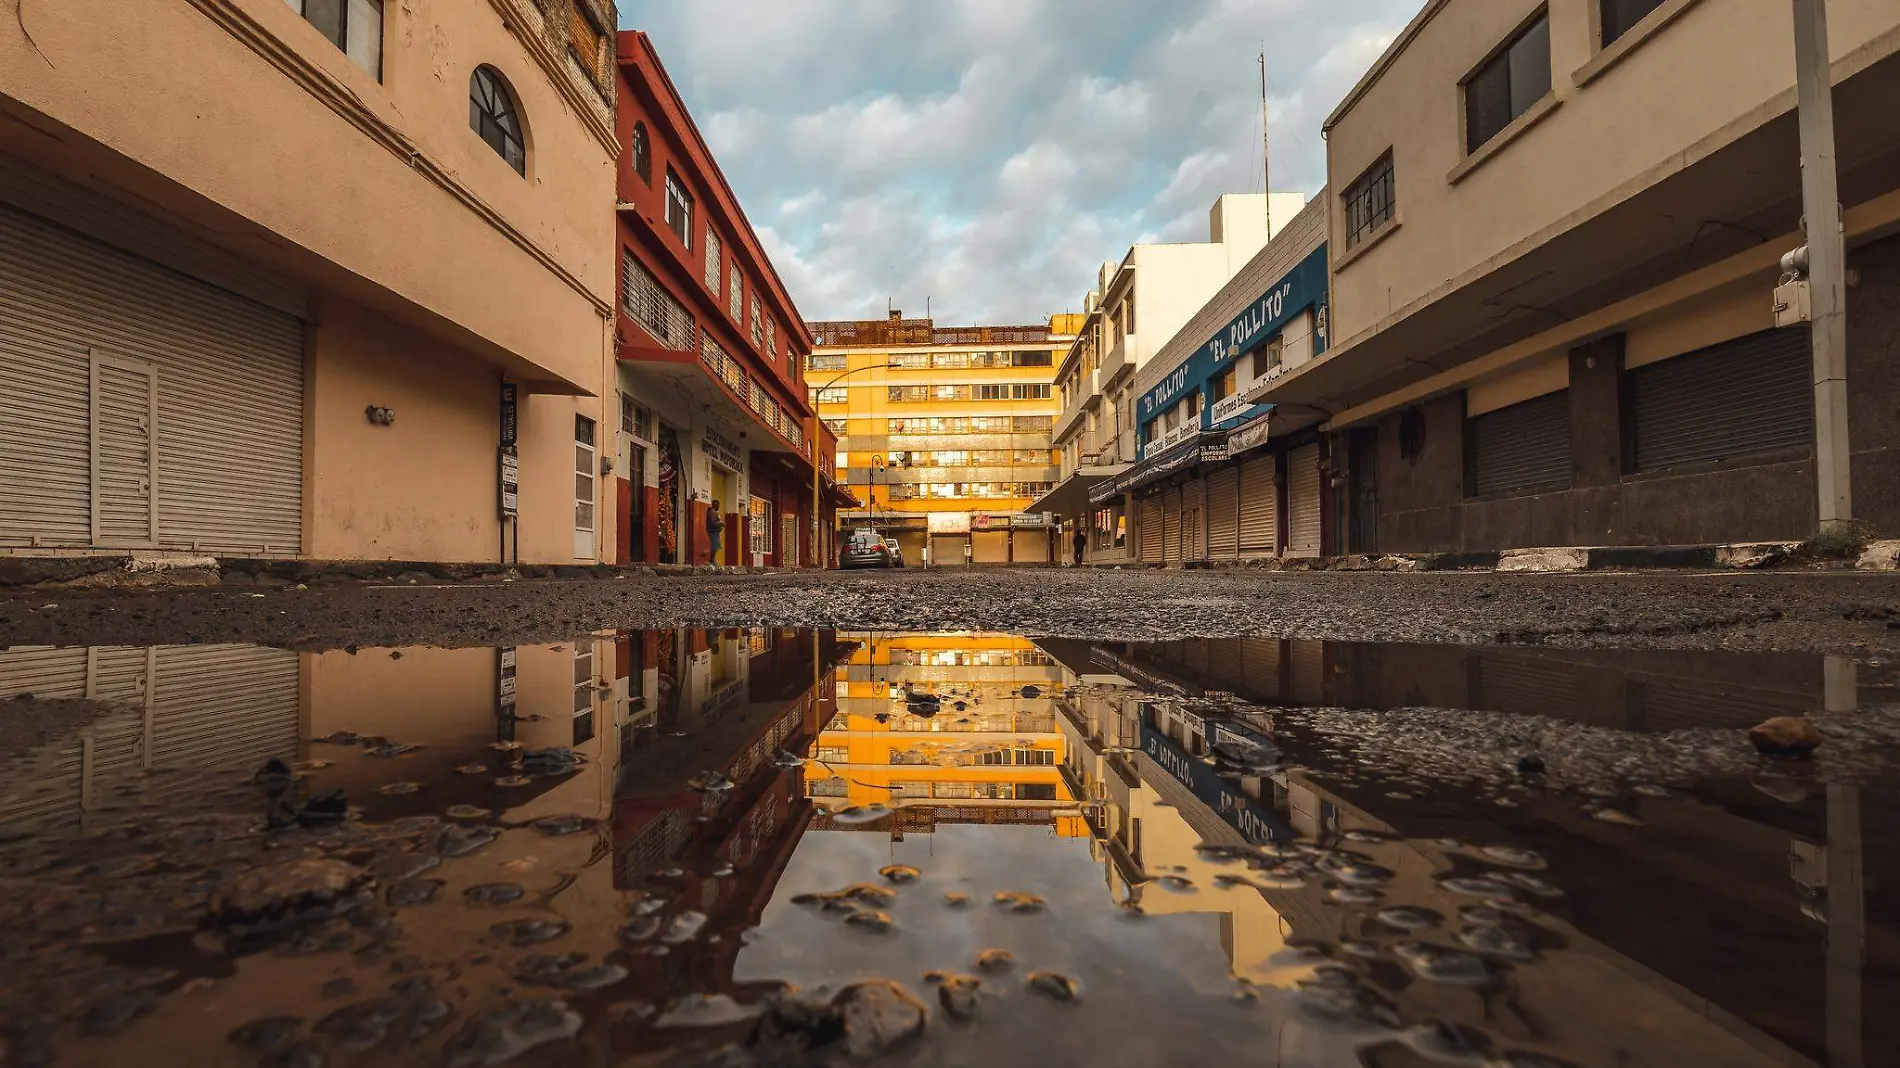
left=1226, top=410, right=1274, bottom=457
left=1030, top=465, right=1130, bottom=517
left=1088, top=432, right=1228, bottom=504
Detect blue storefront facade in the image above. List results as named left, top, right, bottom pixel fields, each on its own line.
left=1091, top=211, right=1332, bottom=565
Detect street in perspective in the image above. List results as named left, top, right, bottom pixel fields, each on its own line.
left=3, top=2, right=1900, bottom=1067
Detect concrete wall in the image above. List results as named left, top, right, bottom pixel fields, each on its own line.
left=1325, top=0, right=1899, bottom=349
left=306, top=299, right=504, bottom=562
left=1369, top=234, right=1900, bottom=551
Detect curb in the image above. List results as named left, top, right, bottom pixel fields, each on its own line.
left=0, top=554, right=796, bottom=592
left=1087, top=540, right=1836, bottom=574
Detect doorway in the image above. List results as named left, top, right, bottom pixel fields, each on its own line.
left=89, top=354, right=159, bottom=547
left=574, top=415, right=597, bottom=561
left=657, top=426, right=683, bottom=565
left=1348, top=428, right=1379, bottom=555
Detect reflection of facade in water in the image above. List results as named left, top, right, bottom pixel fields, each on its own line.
left=1043, top=636, right=1887, bottom=1067
left=804, top=634, right=1086, bottom=837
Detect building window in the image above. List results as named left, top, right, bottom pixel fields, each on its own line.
left=892, top=353, right=931, bottom=369
left=572, top=642, right=596, bottom=746
left=765, top=318, right=777, bottom=360
left=622, top=252, right=695, bottom=349
left=728, top=264, right=744, bottom=321
left=933, top=352, right=971, bottom=369
left=283, top=0, right=383, bottom=79
left=808, top=354, right=848, bottom=372
left=823, top=418, right=847, bottom=434
left=749, top=296, right=765, bottom=348
left=749, top=497, right=772, bottom=557
left=1343, top=153, right=1395, bottom=249
left=975, top=384, right=1008, bottom=401
left=814, top=388, right=849, bottom=405
left=619, top=391, right=636, bottom=435
left=631, top=121, right=651, bottom=184
left=1013, top=351, right=1054, bottom=367
left=1465, top=12, right=1552, bottom=153
left=704, top=227, right=722, bottom=293
left=1212, top=367, right=1238, bottom=403
left=1012, top=383, right=1051, bottom=401
left=469, top=66, right=526, bottom=175
left=664, top=171, right=693, bottom=248
left=1601, top=0, right=1670, bottom=47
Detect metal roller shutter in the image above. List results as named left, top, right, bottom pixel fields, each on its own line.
left=1633, top=328, right=1812, bottom=472
left=1237, top=638, right=1282, bottom=703
left=1139, top=495, right=1163, bottom=563
left=1288, top=641, right=1326, bottom=705
left=1162, top=487, right=1183, bottom=564
left=0, top=648, right=96, bottom=833
left=1239, top=456, right=1278, bottom=554
left=1470, top=391, right=1571, bottom=497
left=1638, top=679, right=1793, bottom=732
left=1205, top=467, right=1240, bottom=558
left=1286, top=445, right=1322, bottom=557
left=1208, top=639, right=1244, bottom=691
left=0, top=206, right=304, bottom=554
left=1472, top=655, right=1579, bottom=720
left=148, top=646, right=301, bottom=772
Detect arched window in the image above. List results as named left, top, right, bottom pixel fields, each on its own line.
left=469, top=66, right=526, bottom=175
left=631, top=122, right=651, bottom=184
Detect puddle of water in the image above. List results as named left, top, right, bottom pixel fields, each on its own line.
left=0, top=633, right=1893, bottom=1067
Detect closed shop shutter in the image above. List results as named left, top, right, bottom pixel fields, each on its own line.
left=1286, top=445, right=1322, bottom=557
left=1470, top=391, right=1571, bottom=497
left=1472, top=655, right=1579, bottom=720
left=1238, top=638, right=1282, bottom=702
left=148, top=646, right=300, bottom=773
left=1288, top=640, right=1326, bottom=705
left=1239, top=456, right=1278, bottom=554
left=1162, top=487, right=1183, bottom=564
left=972, top=531, right=1010, bottom=563
left=1638, top=679, right=1793, bottom=732
left=0, top=648, right=114, bottom=834
left=0, top=206, right=304, bottom=554
left=1139, top=495, right=1163, bottom=563
left=1206, top=467, right=1239, bottom=558
left=1632, top=328, right=1812, bottom=472
left=1208, top=639, right=1244, bottom=691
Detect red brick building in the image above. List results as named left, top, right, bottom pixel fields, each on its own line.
left=611, top=31, right=849, bottom=568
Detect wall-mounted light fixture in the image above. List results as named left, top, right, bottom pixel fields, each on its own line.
left=366, top=406, right=396, bottom=427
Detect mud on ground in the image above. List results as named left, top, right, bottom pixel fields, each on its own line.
left=1, top=567, right=1898, bottom=655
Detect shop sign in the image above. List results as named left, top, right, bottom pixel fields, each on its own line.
left=496, top=647, right=518, bottom=727
left=703, top=427, right=743, bottom=472
left=1010, top=512, right=1049, bottom=529
left=499, top=384, right=518, bottom=447
left=1211, top=392, right=1257, bottom=426
left=1228, top=413, right=1274, bottom=455
left=1141, top=722, right=1293, bottom=845
left=972, top=514, right=995, bottom=531
left=928, top=512, right=971, bottom=535
left=499, top=448, right=520, bottom=518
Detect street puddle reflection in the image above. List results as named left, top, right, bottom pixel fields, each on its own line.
left=0, top=634, right=1893, bottom=1066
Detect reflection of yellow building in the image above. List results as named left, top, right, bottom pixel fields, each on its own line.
left=806, top=314, right=1082, bottom=565
left=804, top=634, right=1085, bottom=837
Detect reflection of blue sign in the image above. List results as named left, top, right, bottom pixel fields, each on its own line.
left=1136, top=245, right=1330, bottom=449
left=1141, top=722, right=1292, bottom=844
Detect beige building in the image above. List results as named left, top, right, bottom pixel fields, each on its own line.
left=1034, top=192, right=1304, bottom=561
left=0, top=0, right=621, bottom=565
left=1253, top=0, right=1900, bottom=553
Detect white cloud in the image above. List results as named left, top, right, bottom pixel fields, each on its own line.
left=624, top=0, right=1426, bottom=324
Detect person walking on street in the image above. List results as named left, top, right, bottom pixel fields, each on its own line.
left=1071, top=523, right=1087, bottom=568
left=707, top=500, right=725, bottom=564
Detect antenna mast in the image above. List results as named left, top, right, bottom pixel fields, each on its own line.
left=1260, top=51, right=1272, bottom=237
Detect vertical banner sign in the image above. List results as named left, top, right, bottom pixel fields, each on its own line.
left=496, top=647, right=519, bottom=741
left=499, top=384, right=519, bottom=447
left=500, top=449, right=520, bottom=519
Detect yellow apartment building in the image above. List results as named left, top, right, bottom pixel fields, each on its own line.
left=805, top=314, right=1081, bottom=565
left=803, top=634, right=1085, bottom=837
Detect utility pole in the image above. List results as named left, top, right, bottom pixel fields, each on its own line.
left=1793, top=0, right=1853, bottom=532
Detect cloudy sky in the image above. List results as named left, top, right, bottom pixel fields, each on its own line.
left=619, top=1, right=1421, bottom=326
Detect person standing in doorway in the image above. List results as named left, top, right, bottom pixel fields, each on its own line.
left=1072, top=522, right=1088, bottom=568
left=707, top=500, right=725, bottom=565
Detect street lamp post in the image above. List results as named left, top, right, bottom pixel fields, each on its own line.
left=810, top=361, right=903, bottom=569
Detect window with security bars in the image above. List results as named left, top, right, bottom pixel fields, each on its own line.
left=1343, top=153, right=1396, bottom=248
left=750, top=297, right=765, bottom=348
left=892, top=353, right=932, bottom=369
left=729, top=264, right=744, bottom=320
left=749, top=497, right=772, bottom=557
left=1466, top=391, right=1572, bottom=497
left=704, top=227, right=722, bottom=293
left=808, top=354, right=848, bottom=372
left=1600, top=0, right=1670, bottom=47
left=808, top=778, right=849, bottom=797
left=1629, top=328, right=1812, bottom=473
left=622, top=253, right=695, bottom=349
left=470, top=66, right=525, bottom=174
left=1465, top=12, right=1551, bottom=153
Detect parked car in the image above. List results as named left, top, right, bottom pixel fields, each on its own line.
left=883, top=538, right=907, bottom=567
left=839, top=528, right=900, bottom=570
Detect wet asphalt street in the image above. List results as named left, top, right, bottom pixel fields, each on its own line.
left=1, top=566, right=1896, bottom=654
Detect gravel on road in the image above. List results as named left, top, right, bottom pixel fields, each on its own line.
left=2, top=567, right=1897, bottom=654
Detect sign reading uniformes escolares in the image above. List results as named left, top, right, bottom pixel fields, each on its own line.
left=1136, top=244, right=1330, bottom=431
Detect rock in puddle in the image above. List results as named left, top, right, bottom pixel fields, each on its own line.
left=877, top=864, right=921, bottom=884
left=489, top=918, right=571, bottom=947
left=975, top=948, right=1014, bottom=973
left=464, top=883, right=528, bottom=907
left=436, top=825, right=500, bottom=858
left=935, top=974, right=983, bottom=1022
left=843, top=910, right=893, bottom=934
left=441, top=999, right=582, bottom=1068
left=228, top=1016, right=306, bottom=1054
left=743, top=981, right=927, bottom=1064
left=387, top=879, right=446, bottom=907
left=1749, top=716, right=1822, bottom=758
left=991, top=890, right=1046, bottom=913
left=1025, top=971, right=1082, bottom=1003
